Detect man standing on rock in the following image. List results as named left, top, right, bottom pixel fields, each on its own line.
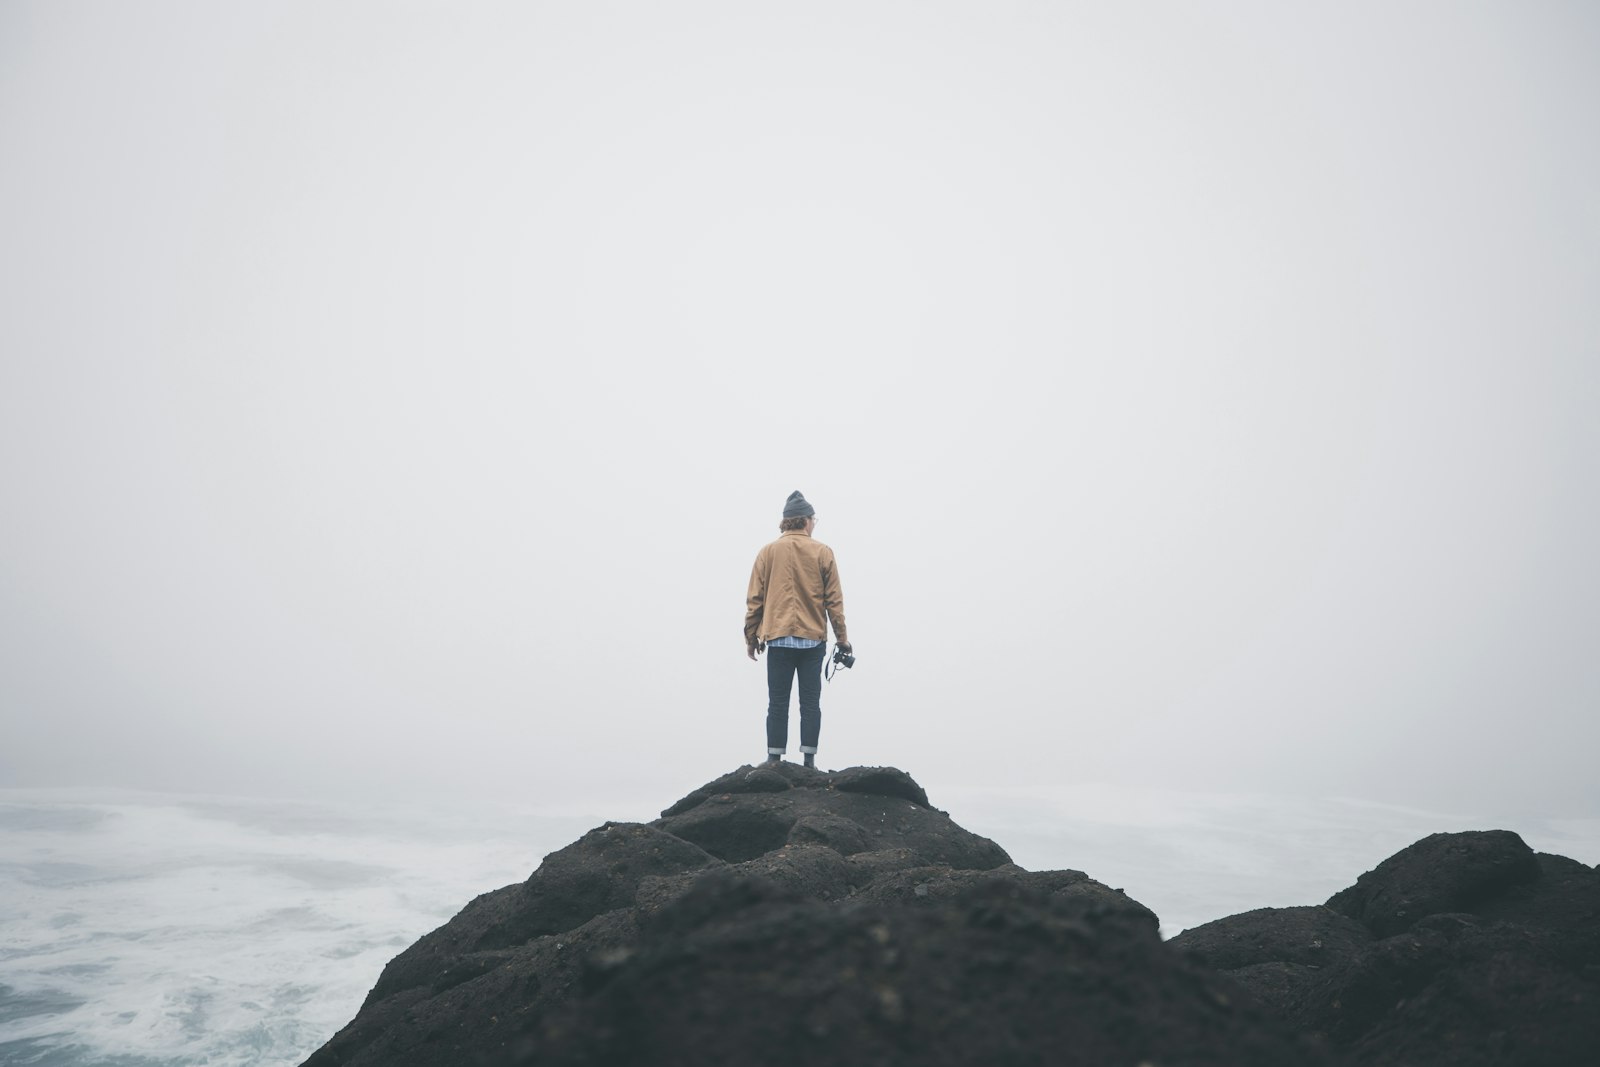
left=745, top=490, right=850, bottom=770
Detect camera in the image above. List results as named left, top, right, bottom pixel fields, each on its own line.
left=832, top=645, right=855, bottom=670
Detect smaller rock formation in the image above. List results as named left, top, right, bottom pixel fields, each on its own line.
left=1169, top=829, right=1600, bottom=1067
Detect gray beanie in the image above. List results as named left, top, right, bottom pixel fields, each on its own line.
left=783, top=490, right=815, bottom=518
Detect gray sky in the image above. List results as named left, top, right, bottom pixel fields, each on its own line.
left=3, top=1, right=1596, bottom=816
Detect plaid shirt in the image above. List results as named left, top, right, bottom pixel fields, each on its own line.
left=767, top=635, right=823, bottom=649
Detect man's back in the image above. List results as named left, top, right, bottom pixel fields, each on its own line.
left=747, top=529, right=846, bottom=647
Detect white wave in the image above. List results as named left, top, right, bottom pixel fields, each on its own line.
left=0, top=790, right=599, bottom=1067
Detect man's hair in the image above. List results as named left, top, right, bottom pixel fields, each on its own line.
left=778, top=515, right=811, bottom=532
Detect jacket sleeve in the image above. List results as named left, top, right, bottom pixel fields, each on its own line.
left=744, top=548, right=768, bottom=646
left=822, top=549, right=848, bottom=645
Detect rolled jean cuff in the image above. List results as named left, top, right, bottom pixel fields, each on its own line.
left=769, top=747, right=785, bottom=755
left=799, top=745, right=817, bottom=754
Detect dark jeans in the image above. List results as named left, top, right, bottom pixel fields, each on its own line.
left=766, top=642, right=826, bottom=754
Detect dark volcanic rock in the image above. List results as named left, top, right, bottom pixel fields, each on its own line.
left=1173, top=905, right=1373, bottom=972
left=523, top=873, right=1321, bottom=1067
left=361, top=821, right=716, bottom=1005
left=1301, top=913, right=1600, bottom=1067
left=1470, top=852, right=1600, bottom=966
left=1170, top=905, right=1371, bottom=1014
left=304, top=775, right=1599, bottom=1067
left=848, top=862, right=1160, bottom=931
left=658, top=763, right=794, bottom=817
left=1325, top=829, right=1541, bottom=937
left=1172, top=829, right=1600, bottom=1067
left=828, top=764, right=931, bottom=807
left=654, top=767, right=1008, bottom=871
left=303, top=765, right=1321, bottom=1067
left=786, top=810, right=870, bottom=854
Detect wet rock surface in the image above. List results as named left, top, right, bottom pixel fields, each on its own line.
left=305, top=770, right=1598, bottom=1067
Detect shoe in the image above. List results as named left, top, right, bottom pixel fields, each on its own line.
left=803, top=754, right=815, bottom=769
left=765, top=754, right=783, bottom=764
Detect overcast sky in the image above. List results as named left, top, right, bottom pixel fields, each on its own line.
left=2, top=1, right=1596, bottom=817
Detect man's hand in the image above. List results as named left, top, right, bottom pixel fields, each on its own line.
left=838, top=642, right=852, bottom=655
left=747, top=640, right=765, bottom=661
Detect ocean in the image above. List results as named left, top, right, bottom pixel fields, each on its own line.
left=2, top=784, right=1595, bottom=1067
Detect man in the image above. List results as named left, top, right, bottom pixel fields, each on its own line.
left=745, top=490, right=851, bottom=769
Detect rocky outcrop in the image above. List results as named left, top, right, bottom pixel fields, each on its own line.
left=303, top=764, right=1320, bottom=1066
left=1169, top=830, right=1600, bottom=1066
left=304, top=769, right=1598, bottom=1067
left=1324, top=829, right=1542, bottom=936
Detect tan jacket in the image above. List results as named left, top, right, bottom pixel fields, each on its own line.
left=745, top=530, right=848, bottom=648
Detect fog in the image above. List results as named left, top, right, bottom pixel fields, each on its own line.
left=3, top=1, right=1597, bottom=817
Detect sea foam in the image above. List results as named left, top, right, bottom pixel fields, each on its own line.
left=0, top=790, right=595, bottom=1067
